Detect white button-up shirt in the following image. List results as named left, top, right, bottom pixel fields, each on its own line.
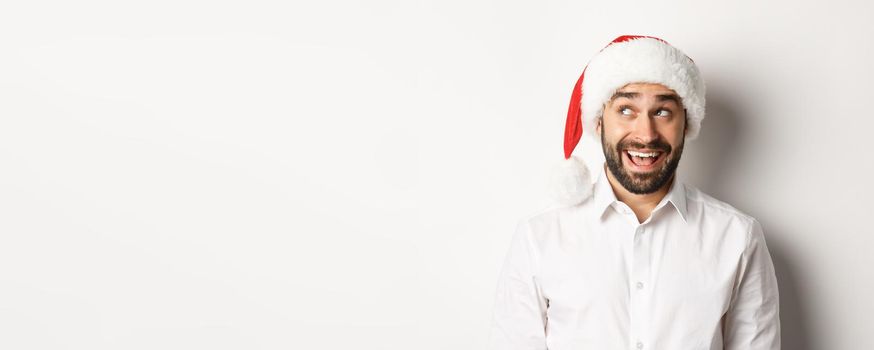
left=489, top=168, right=781, bottom=349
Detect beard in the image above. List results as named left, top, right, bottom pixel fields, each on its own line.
left=601, top=125, right=684, bottom=195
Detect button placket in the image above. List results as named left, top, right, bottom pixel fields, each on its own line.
left=630, top=225, right=651, bottom=349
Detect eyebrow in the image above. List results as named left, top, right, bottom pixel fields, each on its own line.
left=610, top=91, right=682, bottom=105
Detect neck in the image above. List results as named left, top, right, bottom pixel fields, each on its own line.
left=604, top=164, right=674, bottom=223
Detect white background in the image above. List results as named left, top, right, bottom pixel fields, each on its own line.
left=1, top=0, right=872, bottom=349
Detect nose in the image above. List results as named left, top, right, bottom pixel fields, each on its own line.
left=630, top=115, right=659, bottom=144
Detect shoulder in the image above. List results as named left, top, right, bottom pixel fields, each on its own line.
left=683, top=184, right=761, bottom=240
left=513, top=199, right=595, bottom=246
left=520, top=200, right=589, bottom=228
left=685, top=185, right=755, bottom=221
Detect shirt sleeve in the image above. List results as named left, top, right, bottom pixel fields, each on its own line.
left=487, top=220, right=549, bottom=350
left=723, top=219, right=782, bottom=349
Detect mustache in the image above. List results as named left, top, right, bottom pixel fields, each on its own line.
left=619, top=139, right=672, bottom=153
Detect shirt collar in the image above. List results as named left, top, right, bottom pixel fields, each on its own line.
left=593, top=167, right=619, bottom=219
left=592, top=165, right=688, bottom=223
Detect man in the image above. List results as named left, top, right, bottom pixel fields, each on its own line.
left=488, top=36, right=781, bottom=349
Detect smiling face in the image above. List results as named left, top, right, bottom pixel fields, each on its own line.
left=597, top=83, right=687, bottom=194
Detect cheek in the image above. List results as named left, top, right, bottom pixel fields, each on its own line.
left=657, top=120, right=685, bottom=140
left=605, top=129, right=630, bottom=148
left=659, top=133, right=684, bottom=156
left=600, top=115, right=627, bottom=137
left=660, top=129, right=681, bottom=142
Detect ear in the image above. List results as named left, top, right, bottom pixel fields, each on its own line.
left=595, top=117, right=602, bottom=135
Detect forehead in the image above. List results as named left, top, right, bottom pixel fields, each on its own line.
left=609, top=83, right=681, bottom=104
left=618, top=82, right=675, bottom=94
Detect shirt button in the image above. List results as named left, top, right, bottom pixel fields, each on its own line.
left=636, top=281, right=644, bottom=290
left=636, top=341, right=644, bottom=349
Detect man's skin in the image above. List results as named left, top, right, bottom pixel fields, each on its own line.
left=595, top=82, right=688, bottom=223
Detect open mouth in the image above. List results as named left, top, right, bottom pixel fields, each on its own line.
left=624, top=149, right=666, bottom=171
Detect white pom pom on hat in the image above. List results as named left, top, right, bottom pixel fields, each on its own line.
left=554, top=35, right=706, bottom=206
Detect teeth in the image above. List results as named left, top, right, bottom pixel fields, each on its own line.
left=627, top=151, right=660, bottom=158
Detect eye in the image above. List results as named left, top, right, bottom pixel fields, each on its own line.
left=655, top=109, right=671, bottom=117
left=619, top=106, right=634, bottom=116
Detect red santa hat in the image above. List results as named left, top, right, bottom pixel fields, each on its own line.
left=551, top=35, right=706, bottom=206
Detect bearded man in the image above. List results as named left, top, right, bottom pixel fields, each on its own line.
left=488, top=36, right=781, bottom=350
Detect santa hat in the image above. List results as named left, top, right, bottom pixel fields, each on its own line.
left=551, top=35, right=706, bottom=206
